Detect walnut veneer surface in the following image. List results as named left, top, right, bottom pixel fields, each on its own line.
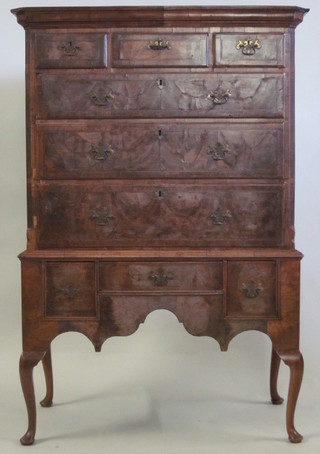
left=12, top=6, right=308, bottom=445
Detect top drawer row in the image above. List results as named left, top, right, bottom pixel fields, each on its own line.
left=35, top=33, right=284, bottom=69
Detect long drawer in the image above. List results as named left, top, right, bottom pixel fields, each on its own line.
left=37, top=182, right=283, bottom=248
left=37, top=73, right=284, bottom=119
left=39, top=121, right=283, bottom=179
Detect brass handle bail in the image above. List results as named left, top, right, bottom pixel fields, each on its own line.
left=148, top=39, right=171, bottom=51
left=236, top=38, right=261, bottom=56
left=207, top=88, right=231, bottom=105
left=149, top=268, right=174, bottom=287
left=58, top=40, right=80, bottom=56
left=241, top=281, right=264, bottom=298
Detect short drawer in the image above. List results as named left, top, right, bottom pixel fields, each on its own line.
left=99, top=261, right=223, bottom=292
left=37, top=182, right=283, bottom=248
left=44, top=262, right=97, bottom=318
left=38, top=122, right=283, bottom=179
left=215, top=34, right=284, bottom=66
left=35, top=33, right=106, bottom=68
left=38, top=73, right=283, bottom=119
left=111, top=33, right=208, bottom=67
left=227, top=261, right=277, bottom=318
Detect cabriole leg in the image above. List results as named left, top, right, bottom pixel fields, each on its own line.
left=270, top=347, right=284, bottom=405
left=279, top=350, right=304, bottom=443
left=40, top=345, right=53, bottom=407
left=19, top=352, right=44, bottom=445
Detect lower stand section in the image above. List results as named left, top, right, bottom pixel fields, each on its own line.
left=18, top=250, right=303, bottom=444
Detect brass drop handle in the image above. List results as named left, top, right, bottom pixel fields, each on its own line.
left=148, top=39, right=171, bottom=51
left=236, top=38, right=261, bottom=56
left=90, top=145, right=115, bottom=161
left=90, top=91, right=115, bottom=106
left=210, top=210, right=232, bottom=225
left=207, top=88, right=231, bottom=105
left=57, top=284, right=81, bottom=299
left=90, top=209, right=114, bottom=226
left=149, top=268, right=174, bottom=287
left=208, top=142, right=230, bottom=160
left=241, top=281, right=263, bottom=298
left=58, top=41, right=80, bottom=56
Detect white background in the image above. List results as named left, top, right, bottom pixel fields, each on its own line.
left=0, top=0, right=319, bottom=452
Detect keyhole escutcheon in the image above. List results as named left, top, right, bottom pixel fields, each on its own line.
left=156, top=188, right=164, bottom=199
left=156, top=79, right=165, bottom=90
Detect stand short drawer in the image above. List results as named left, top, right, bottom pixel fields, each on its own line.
left=227, top=261, right=277, bottom=318
left=99, top=261, right=223, bottom=292
left=44, top=262, right=97, bottom=318
left=215, top=34, right=284, bottom=66
left=111, top=33, right=208, bottom=67
left=35, top=33, right=107, bottom=68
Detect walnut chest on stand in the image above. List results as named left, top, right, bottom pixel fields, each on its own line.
left=11, top=6, right=308, bottom=445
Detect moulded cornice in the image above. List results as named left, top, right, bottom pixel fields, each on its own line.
left=11, top=6, right=309, bottom=30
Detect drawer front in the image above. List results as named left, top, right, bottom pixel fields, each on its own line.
left=40, top=122, right=283, bottom=179
left=99, top=294, right=223, bottom=337
left=111, top=33, right=208, bottom=67
left=35, top=33, right=107, bottom=68
left=99, top=261, right=222, bottom=292
left=215, top=34, right=284, bottom=67
left=45, top=262, right=97, bottom=318
left=38, top=73, right=283, bottom=119
left=37, top=183, right=283, bottom=248
left=227, top=261, right=277, bottom=318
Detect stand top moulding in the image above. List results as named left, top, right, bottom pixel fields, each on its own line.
left=12, top=6, right=308, bottom=29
